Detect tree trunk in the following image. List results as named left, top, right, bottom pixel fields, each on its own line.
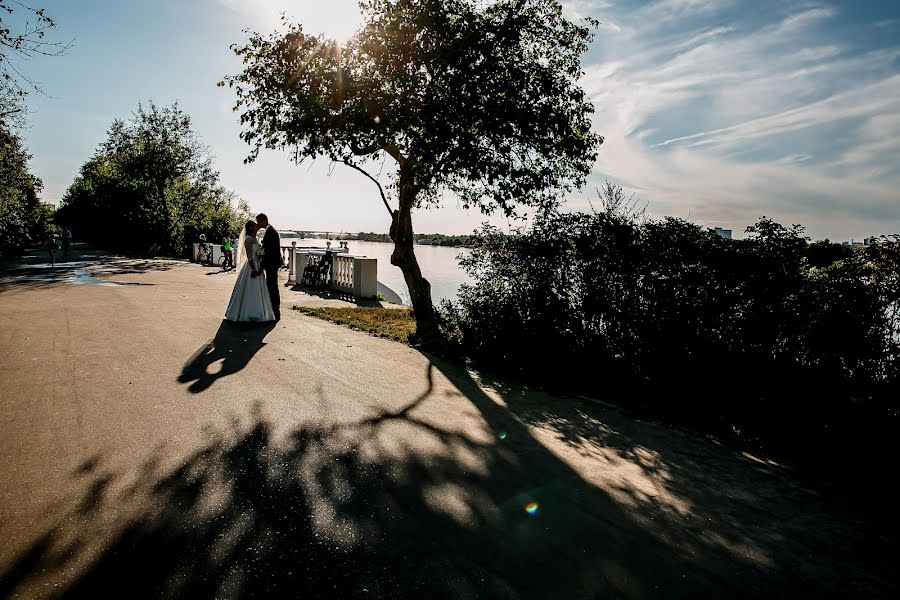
left=390, top=163, right=437, bottom=344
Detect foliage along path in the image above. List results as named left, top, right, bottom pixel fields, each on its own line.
left=0, top=247, right=895, bottom=599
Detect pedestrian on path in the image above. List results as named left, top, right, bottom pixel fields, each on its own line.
left=47, top=235, right=59, bottom=267
left=61, top=227, right=72, bottom=256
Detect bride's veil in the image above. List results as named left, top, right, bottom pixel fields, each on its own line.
left=234, top=228, right=248, bottom=271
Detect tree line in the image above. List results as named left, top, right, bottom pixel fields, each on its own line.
left=1, top=5, right=246, bottom=259
left=352, top=232, right=477, bottom=247
left=56, top=102, right=248, bottom=257
left=2, top=97, right=248, bottom=260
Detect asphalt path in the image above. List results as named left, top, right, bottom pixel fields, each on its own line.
left=0, top=245, right=894, bottom=598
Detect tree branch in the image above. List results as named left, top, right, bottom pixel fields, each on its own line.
left=340, top=159, right=394, bottom=217
left=350, top=141, right=380, bottom=156
left=381, top=143, right=407, bottom=167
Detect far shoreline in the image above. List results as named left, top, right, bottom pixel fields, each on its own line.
left=280, top=232, right=476, bottom=249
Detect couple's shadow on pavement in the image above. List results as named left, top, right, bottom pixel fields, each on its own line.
left=178, top=320, right=276, bottom=393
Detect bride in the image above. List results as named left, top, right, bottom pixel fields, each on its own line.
left=225, top=220, right=276, bottom=323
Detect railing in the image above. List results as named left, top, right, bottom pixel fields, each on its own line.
left=279, top=246, right=293, bottom=267
left=331, top=254, right=355, bottom=294
left=190, top=239, right=378, bottom=299
left=192, top=243, right=224, bottom=265
left=193, top=239, right=345, bottom=268
left=280, top=240, right=349, bottom=267
left=283, top=242, right=378, bottom=299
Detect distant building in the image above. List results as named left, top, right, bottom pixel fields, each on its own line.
left=843, top=239, right=868, bottom=249
left=711, top=227, right=733, bottom=240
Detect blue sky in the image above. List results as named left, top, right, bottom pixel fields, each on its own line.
left=17, top=0, right=900, bottom=239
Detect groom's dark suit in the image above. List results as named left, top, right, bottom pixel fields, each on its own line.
left=261, top=226, right=283, bottom=319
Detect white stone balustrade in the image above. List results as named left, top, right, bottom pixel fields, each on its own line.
left=332, top=254, right=354, bottom=294
left=280, top=246, right=293, bottom=267
left=192, top=243, right=224, bottom=264
left=284, top=246, right=378, bottom=299
left=285, top=242, right=298, bottom=284
left=352, top=257, right=378, bottom=299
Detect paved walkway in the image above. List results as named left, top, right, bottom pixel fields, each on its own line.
left=0, top=246, right=894, bottom=598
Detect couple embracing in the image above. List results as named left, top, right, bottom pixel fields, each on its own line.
left=225, top=213, right=283, bottom=323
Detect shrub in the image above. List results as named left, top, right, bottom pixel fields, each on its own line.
left=444, top=209, right=900, bottom=460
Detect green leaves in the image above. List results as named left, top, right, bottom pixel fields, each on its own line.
left=0, top=119, right=45, bottom=257
left=0, top=2, right=71, bottom=96
left=451, top=210, right=900, bottom=455
left=226, top=0, right=602, bottom=215
left=56, top=102, right=246, bottom=257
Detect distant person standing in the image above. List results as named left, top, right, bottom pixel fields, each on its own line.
left=197, top=233, right=210, bottom=264
left=256, top=213, right=283, bottom=320
left=222, top=236, right=234, bottom=270
left=47, top=235, right=59, bottom=267
left=61, top=227, right=72, bottom=256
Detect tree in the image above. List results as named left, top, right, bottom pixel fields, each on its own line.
left=57, top=101, right=247, bottom=256
left=0, top=2, right=67, bottom=256
left=103, top=102, right=218, bottom=249
left=0, top=1, right=70, bottom=97
left=227, top=0, right=602, bottom=341
left=596, top=180, right=646, bottom=222
left=0, top=79, right=23, bottom=126
left=0, top=115, right=44, bottom=257
left=805, top=239, right=853, bottom=269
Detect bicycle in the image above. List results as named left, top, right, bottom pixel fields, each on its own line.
left=218, top=251, right=234, bottom=271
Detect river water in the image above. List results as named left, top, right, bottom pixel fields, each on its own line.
left=285, top=238, right=472, bottom=305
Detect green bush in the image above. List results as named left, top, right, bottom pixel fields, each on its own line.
left=443, top=209, right=900, bottom=460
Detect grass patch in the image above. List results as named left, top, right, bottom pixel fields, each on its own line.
left=293, top=306, right=416, bottom=344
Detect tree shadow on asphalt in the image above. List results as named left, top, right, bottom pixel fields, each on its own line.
left=0, top=360, right=895, bottom=598
left=178, top=320, right=277, bottom=393
left=0, top=250, right=177, bottom=294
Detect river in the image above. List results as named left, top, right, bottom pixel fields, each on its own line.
left=285, top=238, right=472, bottom=305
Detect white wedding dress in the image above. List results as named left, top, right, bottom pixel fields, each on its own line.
left=225, top=236, right=275, bottom=322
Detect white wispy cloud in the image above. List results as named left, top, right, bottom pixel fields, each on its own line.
left=576, top=1, right=900, bottom=238
left=652, top=70, right=900, bottom=148
left=640, top=0, right=735, bottom=22
left=777, top=154, right=812, bottom=164
left=777, top=7, right=836, bottom=31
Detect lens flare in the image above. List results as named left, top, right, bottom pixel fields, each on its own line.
left=525, top=502, right=539, bottom=515
left=498, top=432, right=507, bottom=440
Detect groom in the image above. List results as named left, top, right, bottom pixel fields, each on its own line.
left=256, top=213, right=283, bottom=320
